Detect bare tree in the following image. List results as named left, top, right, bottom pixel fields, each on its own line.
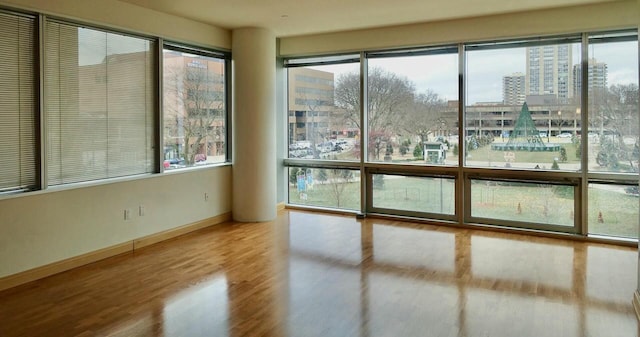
left=335, top=67, right=415, bottom=160
left=402, top=90, right=449, bottom=147
left=164, top=63, right=225, bottom=165
left=327, top=169, right=353, bottom=208
left=591, top=83, right=639, bottom=170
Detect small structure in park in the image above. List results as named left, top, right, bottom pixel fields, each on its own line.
left=491, top=103, right=560, bottom=152
left=423, top=142, right=446, bottom=164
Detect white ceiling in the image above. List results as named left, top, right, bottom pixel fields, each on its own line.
left=120, top=0, right=623, bottom=37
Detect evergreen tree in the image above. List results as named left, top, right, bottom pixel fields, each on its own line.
left=559, top=147, right=567, bottom=162
left=399, top=139, right=411, bottom=156
left=413, top=144, right=423, bottom=159
left=386, top=142, right=394, bottom=155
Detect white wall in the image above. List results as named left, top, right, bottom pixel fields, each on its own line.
left=0, top=167, right=231, bottom=278
left=0, top=0, right=233, bottom=278
left=0, top=0, right=230, bottom=49
left=279, top=1, right=638, bottom=56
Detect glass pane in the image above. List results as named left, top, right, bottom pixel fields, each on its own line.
left=287, top=61, right=360, bottom=161
left=587, top=37, right=639, bottom=174
left=470, top=179, right=575, bottom=227
left=371, top=174, right=455, bottom=215
left=465, top=43, right=581, bottom=171
left=588, top=183, right=638, bottom=239
left=46, top=23, right=154, bottom=185
left=163, top=49, right=227, bottom=169
left=288, top=167, right=360, bottom=210
left=367, top=53, right=458, bottom=164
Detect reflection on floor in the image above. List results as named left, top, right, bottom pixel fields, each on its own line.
left=0, top=210, right=637, bottom=336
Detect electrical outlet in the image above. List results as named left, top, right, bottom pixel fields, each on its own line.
left=124, top=209, right=131, bottom=220
left=204, top=193, right=209, bottom=201
left=139, top=205, right=145, bottom=217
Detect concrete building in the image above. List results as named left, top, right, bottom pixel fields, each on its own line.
left=573, top=58, right=608, bottom=96
left=526, top=45, right=573, bottom=102
left=502, top=72, right=526, bottom=105
left=465, top=103, right=581, bottom=137
left=287, top=67, right=335, bottom=143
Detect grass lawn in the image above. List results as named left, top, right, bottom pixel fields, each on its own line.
left=289, top=173, right=638, bottom=238
left=467, top=142, right=581, bottom=168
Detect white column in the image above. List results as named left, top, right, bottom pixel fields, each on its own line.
left=232, top=28, right=276, bottom=222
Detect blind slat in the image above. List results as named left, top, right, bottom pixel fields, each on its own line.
left=0, top=13, right=36, bottom=192
left=45, top=21, right=155, bottom=185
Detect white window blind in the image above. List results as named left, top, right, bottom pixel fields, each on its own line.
left=45, top=22, right=155, bottom=185
left=0, top=13, right=36, bottom=192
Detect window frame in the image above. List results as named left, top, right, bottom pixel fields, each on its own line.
left=160, top=42, right=231, bottom=172
left=43, top=18, right=158, bottom=186
left=283, top=28, right=639, bottom=242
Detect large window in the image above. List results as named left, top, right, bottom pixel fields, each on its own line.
left=0, top=12, right=36, bottom=192
left=587, top=32, right=638, bottom=174
left=163, top=46, right=228, bottom=169
left=288, top=166, right=360, bottom=211
left=371, top=174, right=455, bottom=216
left=286, top=56, right=360, bottom=161
left=284, top=29, right=639, bottom=241
left=0, top=9, right=231, bottom=196
left=367, top=48, right=459, bottom=165
left=465, top=38, right=582, bottom=170
left=585, top=31, right=639, bottom=239
left=469, top=179, right=576, bottom=231
left=45, top=22, right=155, bottom=185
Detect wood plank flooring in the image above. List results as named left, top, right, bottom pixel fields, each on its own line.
left=0, top=210, right=638, bottom=337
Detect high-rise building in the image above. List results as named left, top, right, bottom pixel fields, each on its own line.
left=526, top=45, right=573, bottom=102
left=502, top=72, right=525, bottom=105
left=573, top=58, right=608, bottom=96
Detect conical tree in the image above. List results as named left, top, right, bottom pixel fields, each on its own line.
left=506, top=103, right=545, bottom=150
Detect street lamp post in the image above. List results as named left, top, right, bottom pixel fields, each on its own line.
left=558, top=110, right=562, bottom=136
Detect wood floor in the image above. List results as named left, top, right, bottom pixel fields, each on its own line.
left=0, top=210, right=638, bottom=337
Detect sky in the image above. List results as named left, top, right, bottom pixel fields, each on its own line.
left=75, top=28, right=638, bottom=105
left=78, top=27, right=150, bottom=66
left=309, top=40, right=638, bottom=105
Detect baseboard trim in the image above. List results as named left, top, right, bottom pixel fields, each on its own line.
left=634, top=291, right=640, bottom=322
left=133, top=212, right=232, bottom=250
left=0, top=242, right=133, bottom=292
left=276, top=202, right=286, bottom=211
left=0, top=212, right=231, bottom=292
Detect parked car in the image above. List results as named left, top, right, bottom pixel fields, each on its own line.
left=194, top=153, right=206, bottom=162
left=557, top=132, right=572, bottom=138
left=164, top=157, right=185, bottom=169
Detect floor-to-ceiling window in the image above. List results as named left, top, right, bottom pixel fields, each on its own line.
left=284, top=29, right=639, bottom=241
left=585, top=31, right=639, bottom=239
left=285, top=55, right=362, bottom=211
left=464, top=36, right=582, bottom=233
